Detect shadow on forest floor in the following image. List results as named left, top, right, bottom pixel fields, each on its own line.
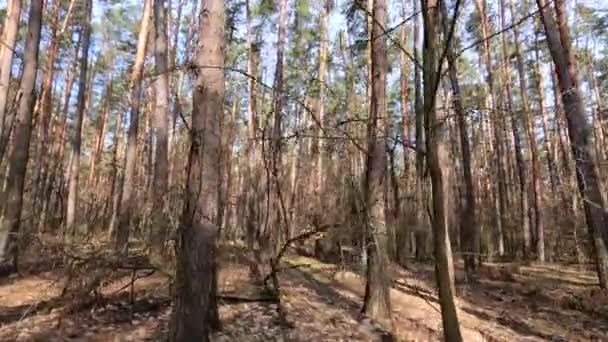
left=1, top=244, right=608, bottom=341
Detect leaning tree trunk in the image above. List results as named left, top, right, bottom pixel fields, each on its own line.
left=537, top=0, right=608, bottom=288
left=114, top=0, right=152, bottom=253
left=171, top=0, right=224, bottom=339
left=0, top=0, right=43, bottom=273
left=421, top=0, right=463, bottom=340
left=361, top=0, right=393, bottom=332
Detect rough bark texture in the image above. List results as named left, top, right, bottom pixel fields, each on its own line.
left=421, top=0, right=463, bottom=340
left=171, top=0, right=224, bottom=338
left=537, top=0, right=608, bottom=288
left=362, top=0, right=393, bottom=332
left=0, top=0, right=43, bottom=270
left=150, top=0, right=170, bottom=255
left=114, top=0, right=152, bottom=253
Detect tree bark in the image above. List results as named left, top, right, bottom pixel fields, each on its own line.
left=440, top=1, right=478, bottom=275
left=498, top=0, right=530, bottom=260
left=171, top=0, right=224, bottom=338
left=0, top=0, right=43, bottom=270
left=361, top=0, right=393, bottom=332
left=150, top=0, right=170, bottom=255
left=474, top=0, right=506, bottom=258
left=536, top=0, right=608, bottom=288
left=510, top=0, right=543, bottom=260
left=65, top=0, right=93, bottom=239
left=87, top=79, right=112, bottom=188
left=422, top=0, right=463, bottom=340
left=32, top=0, right=75, bottom=214
left=0, top=0, right=22, bottom=163
left=114, top=0, right=153, bottom=253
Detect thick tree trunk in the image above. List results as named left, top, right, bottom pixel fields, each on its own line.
left=171, top=0, right=224, bottom=339
left=0, top=0, right=43, bottom=271
left=114, top=0, right=152, bottom=253
left=150, top=0, right=170, bottom=255
left=0, top=0, right=22, bottom=163
left=537, top=0, right=608, bottom=288
left=65, top=0, right=92, bottom=239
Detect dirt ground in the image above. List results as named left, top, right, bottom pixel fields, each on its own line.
left=1, top=247, right=607, bottom=341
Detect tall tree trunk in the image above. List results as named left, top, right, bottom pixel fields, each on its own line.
left=362, top=0, right=393, bottom=331
left=114, top=0, right=153, bottom=253
left=65, top=0, right=93, bottom=239
left=32, top=0, right=75, bottom=214
left=421, top=0, right=462, bottom=340
left=0, top=0, right=22, bottom=163
left=413, top=0, right=427, bottom=261
left=498, top=0, right=530, bottom=260
left=510, top=0, right=543, bottom=260
left=244, top=0, right=262, bottom=279
left=440, top=1, right=478, bottom=275
left=315, top=0, right=328, bottom=195
left=536, top=0, right=608, bottom=288
left=269, top=0, right=288, bottom=246
left=171, top=0, right=224, bottom=338
left=108, top=110, right=122, bottom=217
left=0, top=0, right=43, bottom=272
left=87, top=80, right=112, bottom=188
left=397, top=0, right=411, bottom=263
left=150, top=0, right=170, bottom=255
left=474, top=0, right=506, bottom=257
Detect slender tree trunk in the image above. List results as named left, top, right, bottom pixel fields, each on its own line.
left=114, top=0, right=153, bottom=253
left=171, top=0, right=224, bottom=338
left=315, top=0, right=328, bottom=194
left=87, top=80, right=112, bottom=188
left=474, top=0, right=506, bottom=257
left=150, top=0, right=170, bottom=255
left=397, top=0, right=411, bottom=263
left=440, top=1, right=478, bottom=275
left=421, top=0, right=462, bottom=340
left=0, top=0, right=22, bottom=163
left=269, top=0, right=288, bottom=246
left=537, top=0, right=608, bottom=288
left=65, top=0, right=92, bottom=239
left=0, top=0, right=43, bottom=271
left=361, top=0, right=393, bottom=331
left=510, top=0, right=543, bottom=260
left=32, top=0, right=75, bottom=214
left=498, top=0, right=530, bottom=260
left=108, top=110, right=122, bottom=217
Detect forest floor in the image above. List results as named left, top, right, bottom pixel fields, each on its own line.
left=1, top=241, right=607, bottom=342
